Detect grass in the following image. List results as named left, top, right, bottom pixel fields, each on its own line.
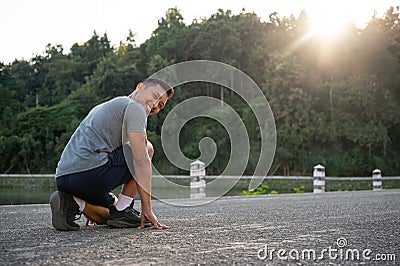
left=241, top=179, right=400, bottom=195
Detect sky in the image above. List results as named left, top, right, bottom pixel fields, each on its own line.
left=1, top=0, right=398, bottom=64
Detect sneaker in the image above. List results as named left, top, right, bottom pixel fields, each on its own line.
left=106, top=204, right=142, bottom=228
left=50, top=191, right=80, bottom=231
left=107, top=203, right=153, bottom=228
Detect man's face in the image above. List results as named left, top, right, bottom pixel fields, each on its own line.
left=134, top=84, right=169, bottom=116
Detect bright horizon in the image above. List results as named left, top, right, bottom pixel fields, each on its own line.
left=1, top=0, right=398, bottom=64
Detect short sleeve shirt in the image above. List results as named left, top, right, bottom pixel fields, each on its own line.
left=55, top=96, right=147, bottom=177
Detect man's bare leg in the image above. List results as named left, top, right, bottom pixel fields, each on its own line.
left=120, top=177, right=138, bottom=198
left=82, top=203, right=109, bottom=225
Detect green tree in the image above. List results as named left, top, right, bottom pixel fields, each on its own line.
left=70, top=31, right=113, bottom=76
left=142, top=8, right=188, bottom=75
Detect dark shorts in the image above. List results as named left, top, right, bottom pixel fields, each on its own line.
left=56, top=145, right=134, bottom=207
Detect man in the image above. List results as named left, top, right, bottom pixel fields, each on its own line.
left=50, top=78, right=173, bottom=231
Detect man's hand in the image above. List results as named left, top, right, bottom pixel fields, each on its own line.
left=139, top=208, right=169, bottom=229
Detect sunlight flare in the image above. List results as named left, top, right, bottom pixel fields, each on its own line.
left=305, top=0, right=375, bottom=38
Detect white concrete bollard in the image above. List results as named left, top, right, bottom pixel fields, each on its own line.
left=372, top=169, right=382, bottom=191
left=313, top=164, right=325, bottom=193
left=190, top=160, right=206, bottom=198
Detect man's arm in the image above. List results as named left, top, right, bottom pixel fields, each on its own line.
left=128, top=131, right=168, bottom=229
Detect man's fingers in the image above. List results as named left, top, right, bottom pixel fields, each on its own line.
left=159, top=224, right=169, bottom=229
left=137, top=211, right=169, bottom=229
left=138, top=222, right=145, bottom=229
left=137, top=213, right=149, bottom=229
left=153, top=221, right=169, bottom=230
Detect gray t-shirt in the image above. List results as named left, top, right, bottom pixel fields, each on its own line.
left=55, top=96, right=147, bottom=177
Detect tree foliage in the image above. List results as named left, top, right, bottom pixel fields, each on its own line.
left=0, top=7, right=399, bottom=176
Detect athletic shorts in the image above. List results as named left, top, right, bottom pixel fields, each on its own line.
left=56, top=145, right=134, bottom=207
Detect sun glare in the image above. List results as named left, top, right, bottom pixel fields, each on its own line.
left=305, top=1, right=376, bottom=38
left=309, top=14, right=348, bottom=37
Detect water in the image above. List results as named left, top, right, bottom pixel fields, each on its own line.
left=0, top=177, right=250, bottom=205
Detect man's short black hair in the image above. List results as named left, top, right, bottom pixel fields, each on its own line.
left=143, top=78, right=174, bottom=99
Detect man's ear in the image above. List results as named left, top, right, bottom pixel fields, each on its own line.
left=136, top=83, right=144, bottom=91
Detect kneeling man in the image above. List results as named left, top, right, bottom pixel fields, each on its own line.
left=50, top=78, right=173, bottom=231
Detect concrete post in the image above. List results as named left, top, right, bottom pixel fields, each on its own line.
left=313, top=164, right=325, bottom=193
left=190, top=160, right=206, bottom=198
left=372, top=169, right=382, bottom=191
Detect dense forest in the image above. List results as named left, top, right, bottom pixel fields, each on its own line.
left=0, top=7, right=399, bottom=177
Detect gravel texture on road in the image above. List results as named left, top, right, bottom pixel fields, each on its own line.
left=1, top=190, right=399, bottom=265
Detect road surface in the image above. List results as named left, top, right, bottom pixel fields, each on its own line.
left=0, top=190, right=399, bottom=265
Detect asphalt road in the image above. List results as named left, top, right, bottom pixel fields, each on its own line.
left=0, top=190, right=399, bottom=265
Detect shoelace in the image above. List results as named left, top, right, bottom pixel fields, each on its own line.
left=132, top=208, right=140, bottom=216
left=126, top=206, right=140, bottom=216
left=74, top=212, right=82, bottom=221
left=67, top=209, right=82, bottom=223
left=127, top=207, right=153, bottom=226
